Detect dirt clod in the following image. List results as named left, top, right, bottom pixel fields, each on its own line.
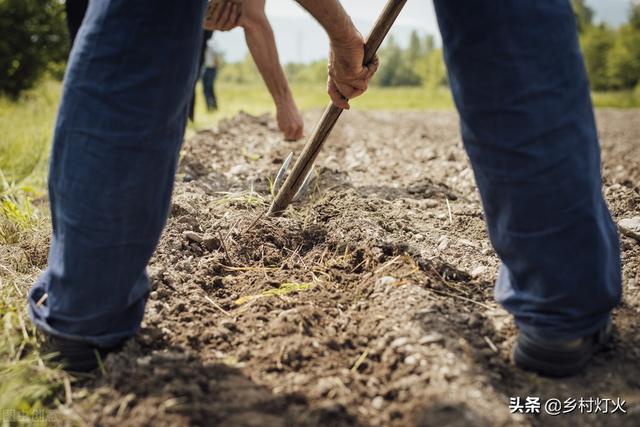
left=619, top=217, right=640, bottom=241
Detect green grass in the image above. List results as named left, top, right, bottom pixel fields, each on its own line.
left=0, top=203, right=67, bottom=423
left=0, top=80, right=67, bottom=424
left=0, top=80, right=60, bottom=189
left=592, top=89, right=640, bottom=108
left=191, top=82, right=640, bottom=130
left=192, top=82, right=455, bottom=129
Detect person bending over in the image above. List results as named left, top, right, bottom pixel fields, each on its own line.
left=205, top=0, right=304, bottom=140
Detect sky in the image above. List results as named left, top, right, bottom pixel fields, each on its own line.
left=214, top=0, right=635, bottom=64
left=264, top=0, right=437, bottom=28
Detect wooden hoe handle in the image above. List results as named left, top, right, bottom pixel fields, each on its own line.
left=268, top=0, right=408, bottom=216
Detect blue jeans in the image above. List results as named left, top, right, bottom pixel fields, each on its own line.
left=202, top=67, right=218, bottom=109
left=433, top=0, right=621, bottom=339
left=29, top=0, right=621, bottom=346
left=28, top=0, right=206, bottom=347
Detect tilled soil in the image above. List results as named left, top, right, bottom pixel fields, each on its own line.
left=75, top=110, right=640, bottom=426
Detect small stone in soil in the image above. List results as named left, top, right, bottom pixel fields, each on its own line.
left=377, top=276, right=398, bottom=286
left=136, top=356, right=152, bottom=366
left=183, top=231, right=203, bottom=243
left=619, top=217, right=640, bottom=241
left=391, top=337, right=411, bottom=349
left=419, top=333, right=445, bottom=345
left=437, top=236, right=449, bottom=251
left=404, top=354, right=421, bottom=365
left=470, top=266, right=488, bottom=277
left=372, top=396, right=385, bottom=410
left=459, top=239, right=476, bottom=248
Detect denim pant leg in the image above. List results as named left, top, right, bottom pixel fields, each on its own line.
left=202, top=68, right=215, bottom=108
left=28, top=0, right=206, bottom=347
left=203, top=67, right=218, bottom=108
left=210, top=68, right=218, bottom=108
left=433, top=0, right=621, bottom=339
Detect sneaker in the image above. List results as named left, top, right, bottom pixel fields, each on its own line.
left=40, top=333, right=122, bottom=373
left=512, top=321, right=612, bottom=377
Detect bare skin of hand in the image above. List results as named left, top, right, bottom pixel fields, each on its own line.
left=276, top=98, right=304, bottom=141
left=328, top=31, right=379, bottom=109
left=203, top=1, right=242, bottom=31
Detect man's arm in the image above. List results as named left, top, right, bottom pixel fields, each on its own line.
left=241, top=0, right=303, bottom=140
left=294, top=0, right=378, bottom=109
left=293, top=0, right=357, bottom=44
left=203, top=0, right=376, bottom=112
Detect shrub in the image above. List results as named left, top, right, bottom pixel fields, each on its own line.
left=0, top=0, right=68, bottom=98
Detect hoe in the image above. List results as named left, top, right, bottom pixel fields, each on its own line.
left=268, top=0, right=408, bottom=216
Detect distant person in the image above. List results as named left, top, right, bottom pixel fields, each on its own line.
left=188, top=30, right=214, bottom=122
left=202, top=35, right=220, bottom=111
left=204, top=0, right=304, bottom=140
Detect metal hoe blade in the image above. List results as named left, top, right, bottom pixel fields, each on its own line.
left=293, top=168, right=316, bottom=201
left=272, top=152, right=293, bottom=194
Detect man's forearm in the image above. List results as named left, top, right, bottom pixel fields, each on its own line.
left=243, top=15, right=291, bottom=105
left=294, top=0, right=359, bottom=43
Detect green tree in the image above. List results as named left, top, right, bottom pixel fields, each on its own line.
left=0, top=0, right=69, bottom=98
left=374, top=35, right=421, bottom=87
left=284, top=60, right=326, bottom=84
left=580, top=24, right=615, bottom=90
left=406, top=30, right=422, bottom=65
left=424, top=34, right=435, bottom=55
left=630, top=3, right=640, bottom=29
left=219, top=53, right=261, bottom=84
left=415, top=49, right=447, bottom=89
left=606, top=23, right=640, bottom=89
left=571, top=0, right=594, bottom=33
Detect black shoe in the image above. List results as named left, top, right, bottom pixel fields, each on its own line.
left=512, top=321, right=612, bottom=377
left=40, top=333, right=122, bottom=373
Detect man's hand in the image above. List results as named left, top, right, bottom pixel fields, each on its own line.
left=293, top=0, right=378, bottom=109
left=203, top=0, right=242, bottom=31
left=276, top=98, right=304, bottom=141
left=328, top=32, right=379, bottom=110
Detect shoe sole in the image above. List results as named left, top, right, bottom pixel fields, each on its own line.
left=512, top=342, right=594, bottom=378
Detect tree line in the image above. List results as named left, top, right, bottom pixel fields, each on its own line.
left=575, top=0, right=640, bottom=91
left=225, top=0, right=640, bottom=92
left=220, top=32, right=448, bottom=88
left=1, top=0, right=639, bottom=98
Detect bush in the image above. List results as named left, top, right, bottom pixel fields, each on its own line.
left=218, top=54, right=261, bottom=84
left=284, top=61, right=327, bottom=84
left=374, top=34, right=423, bottom=87
left=606, top=24, right=640, bottom=90
left=576, top=3, right=640, bottom=91
left=415, top=49, right=448, bottom=89
left=580, top=25, right=614, bottom=90
left=0, top=0, right=68, bottom=99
